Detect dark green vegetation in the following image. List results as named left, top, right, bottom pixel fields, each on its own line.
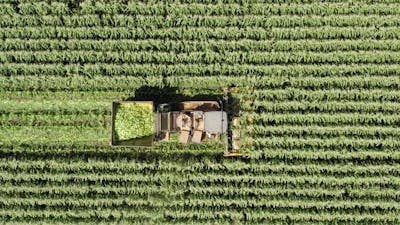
left=1, top=0, right=400, bottom=224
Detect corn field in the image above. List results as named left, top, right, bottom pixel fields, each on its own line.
left=1, top=0, right=400, bottom=224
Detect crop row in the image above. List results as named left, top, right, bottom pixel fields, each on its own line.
left=0, top=113, right=109, bottom=127
left=0, top=221, right=205, bottom=225
left=0, top=208, right=156, bottom=222
left=3, top=39, right=400, bottom=52
left=242, top=100, right=400, bottom=114
left=0, top=75, right=163, bottom=91
left=239, top=88, right=400, bottom=102
left=234, top=76, right=400, bottom=89
left=1, top=171, right=400, bottom=189
left=2, top=159, right=400, bottom=177
left=0, top=100, right=109, bottom=115
left=247, top=125, right=400, bottom=139
left=254, top=149, right=400, bottom=164
left=2, top=15, right=400, bottom=28
left=0, top=137, right=224, bottom=157
left=3, top=50, right=400, bottom=64
left=1, top=145, right=399, bottom=164
left=2, top=2, right=400, bottom=16
left=2, top=27, right=400, bottom=40
left=0, top=197, right=399, bottom=215
left=0, top=126, right=108, bottom=147
left=0, top=145, right=222, bottom=162
left=0, top=90, right=127, bottom=101
left=3, top=75, right=400, bottom=91
left=0, top=209, right=398, bottom=224
left=1, top=185, right=399, bottom=202
left=248, top=136, right=400, bottom=151
left=3, top=63, right=400, bottom=77
left=242, top=112, right=400, bottom=126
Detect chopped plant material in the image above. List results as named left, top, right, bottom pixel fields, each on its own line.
left=114, top=103, right=154, bottom=141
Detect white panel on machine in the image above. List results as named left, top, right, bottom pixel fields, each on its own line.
left=204, top=111, right=227, bottom=134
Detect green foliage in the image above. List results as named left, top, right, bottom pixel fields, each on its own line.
left=2, top=0, right=400, bottom=224
left=4, top=39, right=400, bottom=52
left=114, top=103, right=154, bottom=141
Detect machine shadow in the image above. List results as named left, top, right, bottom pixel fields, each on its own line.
left=125, top=85, right=222, bottom=106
